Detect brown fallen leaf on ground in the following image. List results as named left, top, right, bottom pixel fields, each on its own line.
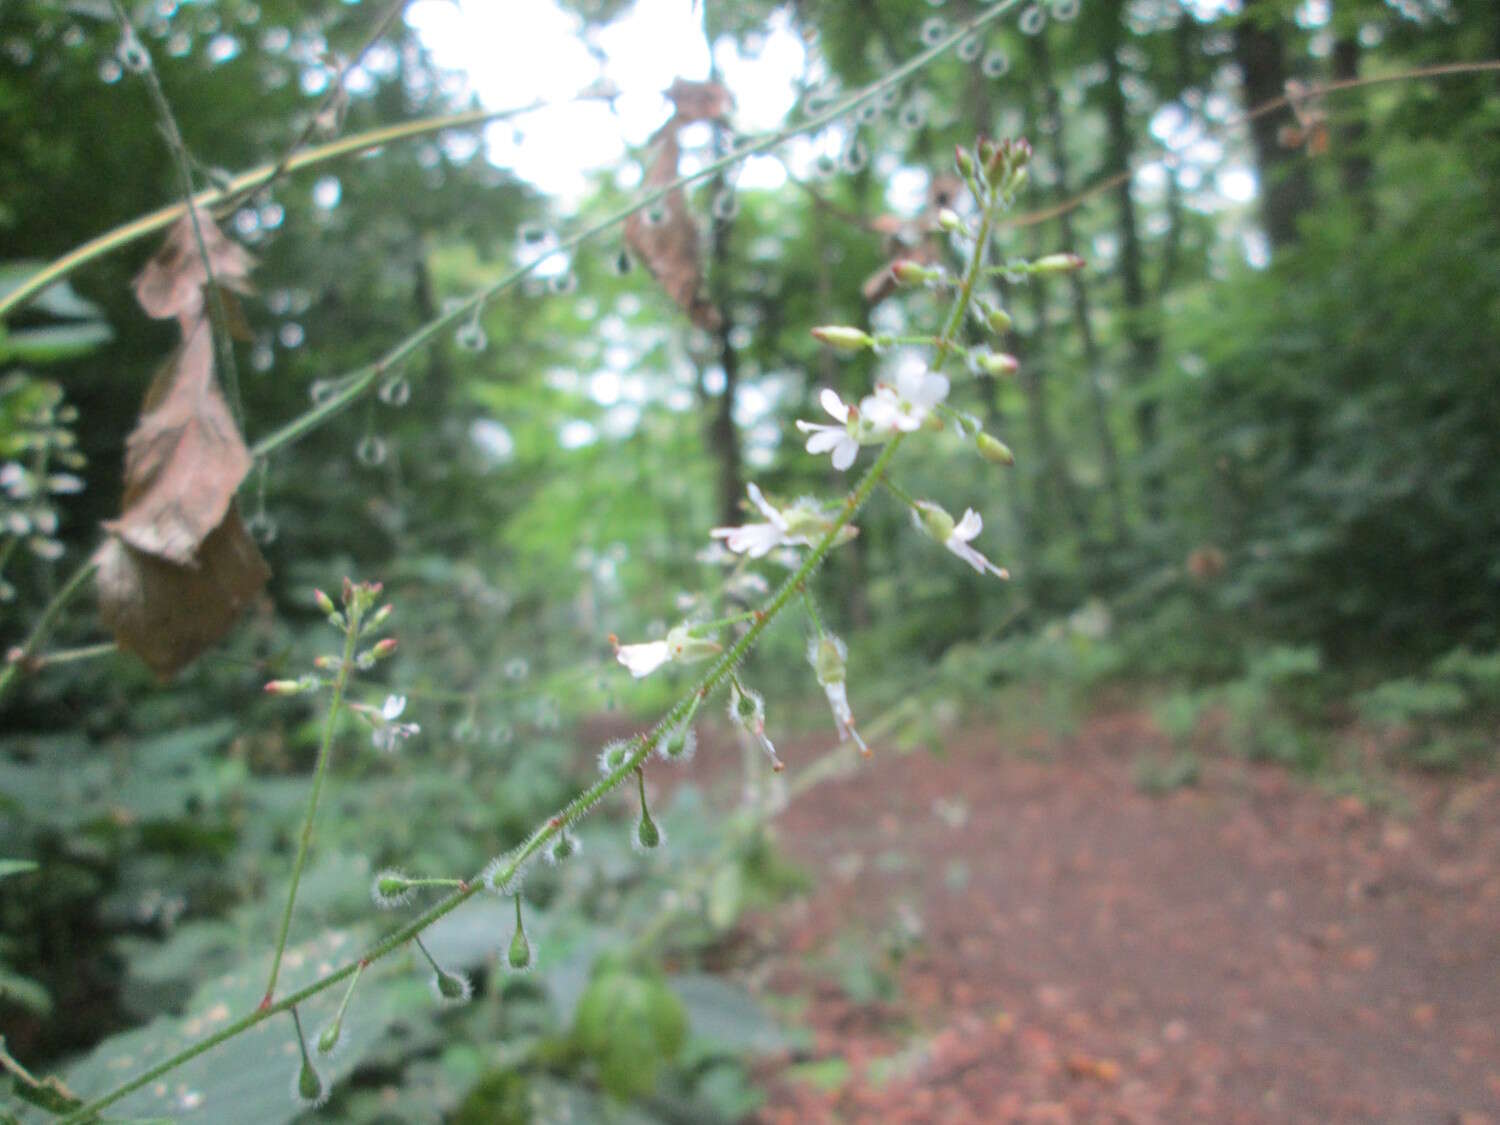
left=623, top=79, right=733, bottom=331
left=96, top=505, right=269, bottom=679
left=105, top=318, right=251, bottom=565
left=133, top=208, right=255, bottom=334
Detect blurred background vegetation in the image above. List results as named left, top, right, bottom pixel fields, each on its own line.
left=1, top=0, right=1497, bottom=1119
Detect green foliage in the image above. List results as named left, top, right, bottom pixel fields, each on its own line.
left=1355, top=646, right=1500, bottom=770
left=572, top=956, right=688, bottom=1101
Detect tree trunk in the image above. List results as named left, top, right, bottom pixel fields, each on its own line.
left=1331, top=26, right=1375, bottom=228
left=1099, top=0, right=1165, bottom=524
left=1233, top=0, right=1316, bottom=249
left=1030, top=34, right=1127, bottom=548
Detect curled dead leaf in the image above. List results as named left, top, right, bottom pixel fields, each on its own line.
left=133, top=208, right=255, bottom=333
left=664, top=78, right=734, bottom=124
left=95, top=504, right=269, bottom=680
left=105, top=319, right=252, bottom=565
left=624, top=128, right=721, bottom=331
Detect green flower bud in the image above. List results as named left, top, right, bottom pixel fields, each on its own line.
left=810, top=325, right=875, bottom=352
left=1031, top=252, right=1086, bottom=275
left=987, top=306, right=1013, bottom=334
left=977, top=433, right=1016, bottom=465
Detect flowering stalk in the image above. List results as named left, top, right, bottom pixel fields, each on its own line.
left=53, top=111, right=1045, bottom=1122
left=261, top=591, right=363, bottom=1009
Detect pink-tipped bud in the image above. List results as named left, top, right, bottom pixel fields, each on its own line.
left=371, top=638, right=398, bottom=659
left=954, top=144, right=974, bottom=179
left=314, top=589, right=337, bottom=616
left=366, top=604, right=393, bottom=631
left=312, top=655, right=339, bottom=671
left=977, top=351, right=1020, bottom=378
left=265, top=678, right=309, bottom=696
left=1032, top=253, right=1086, bottom=275
left=810, top=325, right=875, bottom=352
left=892, top=259, right=942, bottom=287
left=936, top=207, right=963, bottom=234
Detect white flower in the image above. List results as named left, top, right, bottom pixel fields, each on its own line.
left=808, top=635, right=870, bottom=757
left=795, top=388, right=862, bottom=470
left=613, top=623, right=721, bottom=679
left=370, top=694, right=420, bottom=752
left=870, top=358, right=950, bottom=432
left=795, top=388, right=902, bottom=471
left=613, top=639, right=671, bottom=678
left=710, top=483, right=806, bottom=558
left=918, top=503, right=1009, bottom=578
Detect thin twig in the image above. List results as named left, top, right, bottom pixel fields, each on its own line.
left=109, top=0, right=246, bottom=420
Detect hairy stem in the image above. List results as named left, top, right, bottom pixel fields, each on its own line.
left=261, top=616, right=360, bottom=1006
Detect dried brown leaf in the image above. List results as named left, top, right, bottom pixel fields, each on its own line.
left=624, top=129, right=722, bottom=330
left=95, top=504, right=269, bottom=679
left=664, top=78, right=734, bottom=123
left=106, top=318, right=251, bottom=565
left=133, top=208, right=255, bottom=332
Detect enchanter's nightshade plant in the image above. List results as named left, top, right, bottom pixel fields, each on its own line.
left=45, top=121, right=1074, bottom=1122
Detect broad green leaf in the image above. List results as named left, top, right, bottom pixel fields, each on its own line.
left=0, top=860, right=37, bottom=880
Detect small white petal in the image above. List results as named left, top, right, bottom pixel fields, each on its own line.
left=831, top=438, right=858, bottom=471
left=615, top=641, right=671, bottom=678
left=952, top=509, right=983, bottom=541
left=381, top=694, right=407, bottom=720
left=819, top=387, right=850, bottom=423
left=805, top=428, right=845, bottom=455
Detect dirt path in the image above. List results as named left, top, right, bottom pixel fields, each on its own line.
left=740, top=711, right=1500, bottom=1124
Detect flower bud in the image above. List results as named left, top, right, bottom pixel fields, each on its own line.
left=1032, top=252, right=1086, bottom=275
left=366, top=638, right=398, bottom=662
left=891, top=259, right=943, bottom=287
left=977, top=433, right=1016, bottom=465
left=264, top=677, right=315, bottom=696
left=317, top=1017, right=343, bottom=1056
left=954, top=144, right=974, bottom=179
left=314, top=588, right=338, bottom=617
left=312, top=655, right=339, bottom=671
left=986, top=306, right=1013, bottom=335
left=976, top=351, right=1020, bottom=378
left=915, top=500, right=956, bottom=544
left=937, top=208, right=963, bottom=234
left=365, top=604, right=394, bottom=632
left=810, top=325, right=875, bottom=352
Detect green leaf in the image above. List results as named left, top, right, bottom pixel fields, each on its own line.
left=572, top=962, right=687, bottom=1100
left=61, top=928, right=401, bottom=1125
left=0, top=860, right=37, bottom=880
left=0, top=321, right=113, bottom=364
